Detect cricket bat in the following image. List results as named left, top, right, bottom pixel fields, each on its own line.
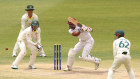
left=68, top=17, right=82, bottom=27
left=68, top=17, right=93, bottom=32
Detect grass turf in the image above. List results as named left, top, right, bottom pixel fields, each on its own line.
left=0, top=0, right=140, bottom=65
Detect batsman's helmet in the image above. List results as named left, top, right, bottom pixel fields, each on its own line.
left=31, top=20, right=39, bottom=27
left=114, top=30, right=124, bottom=37
left=25, top=5, right=35, bottom=11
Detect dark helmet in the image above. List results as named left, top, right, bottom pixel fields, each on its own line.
left=31, top=20, right=39, bottom=31
left=31, top=20, right=39, bottom=27
left=25, top=5, right=35, bottom=11
left=114, top=30, right=124, bottom=37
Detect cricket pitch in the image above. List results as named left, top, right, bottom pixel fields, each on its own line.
left=0, top=60, right=139, bottom=79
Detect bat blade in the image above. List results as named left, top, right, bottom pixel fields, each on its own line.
left=68, top=17, right=79, bottom=26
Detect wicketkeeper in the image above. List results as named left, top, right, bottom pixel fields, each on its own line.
left=64, top=18, right=101, bottom=71
left=11, top=20, right=42, bottom=69
left=107, top=30, right=135, bottom=79
left=12, top=5, right=46, bottom=57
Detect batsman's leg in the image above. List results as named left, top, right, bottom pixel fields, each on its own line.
left=12, top=41, right=19, bottom=57
left=12, top=41, right=26, bottom=69
left=81, top=42, right=100, bottom=64
left=64, top=48, right=78, bottom=71
left=81, top=38, right=94, bottom=57
left=79, top=38, right=101, bottom=70
left=64, top=42, right=84, bottom=71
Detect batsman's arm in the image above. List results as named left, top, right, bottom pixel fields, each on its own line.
left=77, top=23, right=93, bottom=32
left=68, top=17, right=93, bottom=32
left=69, top=29, right=81, bottom=36
left=82, top=25, right=93, bottom=32
left=72, top=31, right=81, bottom=36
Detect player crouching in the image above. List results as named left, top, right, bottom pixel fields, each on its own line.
left=11, top=20, right=42, bottom=69
left=107, top=30, right=135, bottom=79
left=64, top=18, right=101, bottom=71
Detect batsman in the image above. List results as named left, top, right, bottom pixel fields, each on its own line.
left=64, top=17, right=101, bottom=71
left=11, top=20, right=42, bottom=69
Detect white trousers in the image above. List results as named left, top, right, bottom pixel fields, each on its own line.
left=107, top=54, right=135, bottom=79
left=67, top=38, right=100, bottom=67
left=12, top=40, right=38, bottom=66
left=74, top=38, right=94, bottom=57
left=13, top=31, right=45, bottom=55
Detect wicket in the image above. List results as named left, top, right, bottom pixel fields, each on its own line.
left=54, top=44, right=61, bottom=70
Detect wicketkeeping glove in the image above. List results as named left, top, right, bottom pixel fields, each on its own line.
left=35, top=43, right=42, bottom=51
left=37, top=44, right=42, bottom=49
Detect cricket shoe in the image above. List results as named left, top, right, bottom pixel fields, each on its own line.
left=95, top=59, right=101, bottom=70
left=40, top=53, right=46, bottom=57
left=63, top=65, right=72, bottom=71
left=11, top=65, right=18, bottom=69
left=12, top=53, right=17, bottom=57
left=28, top=65, right=37, bottom=69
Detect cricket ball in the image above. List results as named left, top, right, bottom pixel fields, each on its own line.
left=5, top=48, right=8, bottom=50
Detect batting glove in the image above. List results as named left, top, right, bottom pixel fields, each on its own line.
left=82, top=25, right=93, bottom=32
left=78, top=28, right=84, bottom=32
left=87, top=27, right=93, bottom=32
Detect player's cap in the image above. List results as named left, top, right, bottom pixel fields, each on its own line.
left=114, top=30, right=124, bottom=37
left=25, top=5, right=35, bottom=11
left=31, top=20, right=39, bottom=27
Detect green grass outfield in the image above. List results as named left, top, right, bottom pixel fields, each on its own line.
left=0, top=0, right=140, bottom=65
